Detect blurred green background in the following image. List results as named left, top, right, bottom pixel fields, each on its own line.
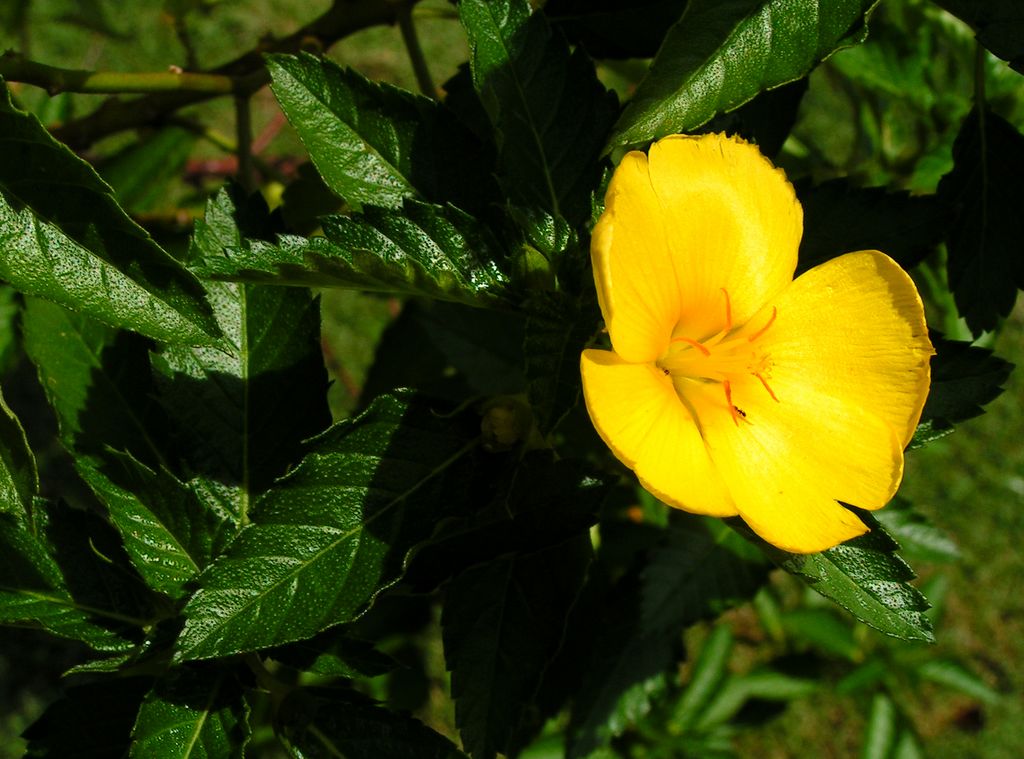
left=0, top=0, right=1020, bottom=756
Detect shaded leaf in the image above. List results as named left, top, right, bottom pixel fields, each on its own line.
left=0, top=387, right=37, bottom=520
left=443, top=535, right=592, bottom=759
left=267, top=53, right=496, bottom=212
left=460, top=0, right=617, bottom=225
left=131, top=667, right=250, bottom=758
left=796, top=179, right=947, bottom=272
left=271, top=629, right=398, bottom=679
left=175, top=392, right=482, bottom=661
left=739, top=515, right=934, bottom=642
left=546, top=0, right=689, bottom=59
left=0, top=83, right=218, bottom=344
left=607, top=0, right=879, bottom=151
left=99, top=126, right=197, bottom=213
left=932, top=0, right=1024, bottom=73
left=194, top=200, right=511, bottom=307
left=873, top=499, right=959, bottom=564
left=277, top=687, right=467, bottom=759
left=937, top=107, right=1024, bottom=334
left=702, top=78, right=809, bottom=159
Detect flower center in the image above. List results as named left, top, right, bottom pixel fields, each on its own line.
left=656, top=289, right=779, bottom=425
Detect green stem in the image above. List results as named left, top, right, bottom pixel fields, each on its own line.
left=0, top=53, right=239, bottom=95
left=398, top=3, right=436, bottom=98
left=235, top=94, right=255, bottom=191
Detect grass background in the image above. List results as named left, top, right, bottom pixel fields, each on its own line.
left=1, top=0, right=1021, bottom=756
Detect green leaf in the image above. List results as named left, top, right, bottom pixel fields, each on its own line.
left=693, top=668, right=818, bottom=730
left=0, top=513, right=143, bottom=652
left=670, top=625, right=734, bottom=732
left=931, top=0, right=1024, bottom=73
left=873, top=499, right=959, bottom=564
left=779, top=608, right=860, bottom=661
left=740, top=514, right=934, bottom=642
left=130, top=667, right=250, bottom=758
left=937, top=107, right=1024, bottom=334
left=0, top=283, right=19, bottom=375
left=23, top=677, right=151, bottom=758
left=796, top=179, right=947, bottom=272
left=267, top=53, right=495, bottom=213
left=524, top=293, right=597, bottom=435
left=175, top=392, right=482, bottom=661
left=606, top=0, right=879, bottom=151
left=277, top=687, right=467, bottom=759
left=76, top=454, right=234, bottom=600
left=861, top=692, right=897, bottom=759
left=460, top=0, right=617, bottom=224
left=271, top=629, right=398, bottom=679
left=0, top=387, right=37, bottom=520
left=193, top=200, right=511, bottom=307
left=21, top=297, right=171, bottom=465
left=443, top=535, right=592, bottom=759
left=916, top=659, right=1000, bottom=705
left=909, top=334, right=1013, bottom=448
left=0, top=83, right=219, bottom=344
left=155, top=188, right=331, bottom=509
left=99, top=126, right=197, bottom=213
left=569, top=515, right=767, bottom=756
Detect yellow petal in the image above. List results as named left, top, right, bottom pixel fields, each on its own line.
left=580, top=349, right=736, bottom=516
left=762, top=251, right=933, bottom=447
left=645, top=134, right=801, bottom=338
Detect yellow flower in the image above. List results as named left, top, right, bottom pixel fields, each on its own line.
left=580, top=133, right=933, bottom=554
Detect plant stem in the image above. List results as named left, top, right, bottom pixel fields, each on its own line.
left=398, top=3, right=436, bottom=98
left=235, top=94, right=255, bottom=192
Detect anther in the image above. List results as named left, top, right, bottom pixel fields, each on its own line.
left=748, top=306, right=777, bottom=342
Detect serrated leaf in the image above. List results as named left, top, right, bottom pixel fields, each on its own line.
left=0, top=83, right=219, bottom=344
left=607, top=0, right=878, bottom=151
left=130, top=667, right=250, bottom=759
left=937, top=107, right=1024, bottom=334
left=740, top=514, right=934, bottom=642
left=155, top=187, right=331, bottom=511
left=796, top=179, right=947, bottom=272
left=175, top=392, right=481, bottom=661
left=909, top=334, right=1013, bottom=448
left=99, top=126, right=197, bottom=213
left=277, top=687, right=467, bottom=759
left=0, top=513, right=143, bottom=651
left=21, top=297, right=172, bottom=465
left=460, top=0, right=617, bottom=225
left=0, top=387, right=37, bottom=519
left=569, top=515, right=767, bottom=756
left=76, top=454, right=234, bottom=600
left=267, top=53, right=495, bottom=212
left=444, top=535, right=592, bottom=759
left=546, top=0, right=689, bottom=59
left=23, top=677, right=151, bottom=759
left=524, top=293, right=597, bottom=435
left=932, top=0, right=1024, bottom=73
left=194, top=200, right=511, bottom=307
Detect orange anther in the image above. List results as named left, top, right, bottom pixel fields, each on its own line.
left=670, top=336, right=710, bottom=356
left=748, top=306, right=777, bottom=342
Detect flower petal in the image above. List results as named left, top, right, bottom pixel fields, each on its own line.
left=762, top=251, right=933, bottom=447
left=645, top=134, right=801, bottom=338
left=581, top=349, right=736, bottom=516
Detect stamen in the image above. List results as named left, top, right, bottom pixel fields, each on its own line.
left=720, top=288, right=732, bottom=332
left=747, top=306, right=777, bottom=342
left=754, top=372, right=779, bottom=402
left=724, top=380, right=739, bottom=426
left=670, top=336, right=710, bottom=356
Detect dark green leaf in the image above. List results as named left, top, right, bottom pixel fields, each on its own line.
left=267, top=53, right=495, bottom=212
left=0, top=283, right=18, bottom=375
left=669, top=625, right=734, bottom=732
left=193, top=200, right=511, bottom=307
left=76, top=454, right=234, bottom=600
left=740, top=514, right=934, bottom=642
left=131, top=667, right=250, bottom=758
left=873, top=499, right=959, bottom=564
left=909, top=334, right=1013, bottom=448
left=546, top=0, right=689, bottom=59
left=937, top=107, right=1024, bottom=334
left=21, top=297, right=171, bottom=466
left=156, top=188, right=331, bottom=507
left=277, top=687, right=467, bottom=759
left=607, top=0, right=879, bottom=151
left=0, top=83, right=219, bottom=344
left=175, top=392, right=482, bottom=661
left=0, top=387, right=37, bottom=519
left=796, top=179, right=947, bottom=272
left=569, top=515, right=767, bottom=756
left=23, top=677, right=151, bottom=758
left=99, top=126, right=197, bottom=213
left=271, top=629, right=398, bottom=678
left=931, top=0, right=1024, bottom=73
left=443, top=535, right=592, bottom=759
left=701, top=78, right=809, bottom=158
left=0, top=513, right=142, bottom=651
left=460, top=0, right=617, bottom=225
